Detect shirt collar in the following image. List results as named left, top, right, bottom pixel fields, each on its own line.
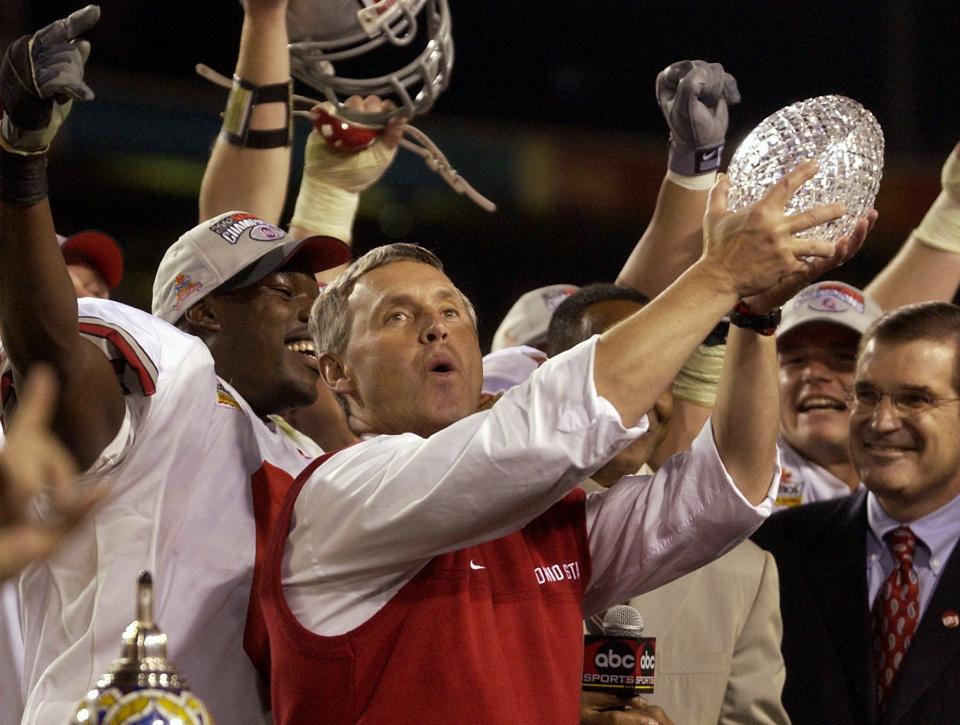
left=867, top=490, right=960, bottom=562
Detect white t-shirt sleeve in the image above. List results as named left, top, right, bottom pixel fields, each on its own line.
left=582, top=420, right=780, bottom=616
left=288, top=336, right=648, bottom=581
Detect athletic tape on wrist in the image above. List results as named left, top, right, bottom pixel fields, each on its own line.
left=913, top=192, right=960, bottom=255
left=914, top=148, right=960, bottom=254
left=221, top=75, right=292, bottom=149
left=665, top=168, right=718, bottom=191
left=0, top=142, right=48, bottom=206
left=290, top=176, right=359, bottom=242
left=302, top=130, right=397, bottom=194
left=672, top=343, right=726, bottom=407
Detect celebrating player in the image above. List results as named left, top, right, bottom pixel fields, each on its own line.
left=0, top=7, right=342, bottom=723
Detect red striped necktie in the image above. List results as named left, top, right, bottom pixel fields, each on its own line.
left=871, top=525, right=921, bottom=706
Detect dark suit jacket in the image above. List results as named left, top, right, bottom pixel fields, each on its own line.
left=752, top=489, right=960, bottom=724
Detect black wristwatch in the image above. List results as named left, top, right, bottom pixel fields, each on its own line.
left=729, top=300, right=781, bottom=336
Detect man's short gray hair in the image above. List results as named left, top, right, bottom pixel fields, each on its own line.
left=309, top=243, right=478, bottom=358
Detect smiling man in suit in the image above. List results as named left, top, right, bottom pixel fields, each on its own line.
left=754, top=301, right=960, bottom=724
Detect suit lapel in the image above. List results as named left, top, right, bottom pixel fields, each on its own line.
left=804, top=491, right=877, bottom=722
left=881, top=532, right=960, bottom=723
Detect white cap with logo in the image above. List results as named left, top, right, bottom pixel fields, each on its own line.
left=151, top=211, right=351, bottom=324
left=778, top=280, right=882, bottom=339
left=491, top=284, right=580, bottom=352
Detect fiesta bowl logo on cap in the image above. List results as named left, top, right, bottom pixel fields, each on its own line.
left=173, top=273, right=203, bottom=311
left=798, top=283, right=865, bottom=314
left=209, top=213, right=285, bottom=245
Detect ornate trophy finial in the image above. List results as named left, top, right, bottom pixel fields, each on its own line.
left=71, top=571, right=213, bottom=724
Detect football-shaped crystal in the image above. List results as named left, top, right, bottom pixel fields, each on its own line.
left=727, top=95, right=884, bottom=243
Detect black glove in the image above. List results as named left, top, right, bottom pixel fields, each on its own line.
left=0, top=4, right=100, bottom=152
left=656, top=60, right=740, bottom=177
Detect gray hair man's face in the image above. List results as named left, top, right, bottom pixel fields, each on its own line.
left=328, top=260, right=483, bottom=438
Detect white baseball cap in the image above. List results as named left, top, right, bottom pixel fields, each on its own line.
left=491, top=284, right=580, bottom=352
left=778, top=280, right=882, bottom=340
left=152, top=211, right=351, bottom=324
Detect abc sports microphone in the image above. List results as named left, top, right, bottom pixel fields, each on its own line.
left=582, top=604, right=656, bottom=697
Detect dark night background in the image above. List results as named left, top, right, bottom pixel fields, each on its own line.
left=1, top=1, right=957, bottom=348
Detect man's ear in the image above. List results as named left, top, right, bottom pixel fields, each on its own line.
left=319, top=353, right=357, bottom=397
left=182, top=297, right=221, bottom=335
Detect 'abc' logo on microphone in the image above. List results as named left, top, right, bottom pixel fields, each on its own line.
left=595, top=640, right=636, bottom=671
left=582, top=636, right=656, bottom=695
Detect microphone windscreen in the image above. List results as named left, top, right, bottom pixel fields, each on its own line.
left=601, top=605, right=645, bottom=638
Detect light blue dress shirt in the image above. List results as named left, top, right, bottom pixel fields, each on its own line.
left=866, top=491, right=960, bottom=618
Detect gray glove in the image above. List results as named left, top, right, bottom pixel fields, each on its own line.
left=656, top=60, right=740, bottom=176
left=0, top=4, right=100, bottom=152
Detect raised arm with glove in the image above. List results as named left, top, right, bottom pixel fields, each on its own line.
left=615, top=60, right=740, bottom=464
left=657, top=59, right=740, bottom=182
left=0, top=4, right=125, bottom=470
left=618, top=59, right=741, bottom=298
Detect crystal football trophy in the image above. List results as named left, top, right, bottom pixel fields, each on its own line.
left=726, top=95, right=884, bottom=243
left=72, top=572, right=213, bottom=725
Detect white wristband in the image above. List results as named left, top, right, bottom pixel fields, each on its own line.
left=672, top=343, right=726, bottom=407
left=665, top=168, right=718, bottom=191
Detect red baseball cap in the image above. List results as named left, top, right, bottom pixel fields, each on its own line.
left=58, top=230, right=124, bottom=290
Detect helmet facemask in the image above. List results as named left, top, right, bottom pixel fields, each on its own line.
left=288, top=0, right=453, bottom=124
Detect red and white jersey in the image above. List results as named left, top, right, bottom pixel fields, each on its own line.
left=5, top=299, right=320, bottom=725
left=774, top=436, right=859, bottom=510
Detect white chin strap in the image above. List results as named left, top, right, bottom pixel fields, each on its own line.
left=392, top=124, right=497, bottom=213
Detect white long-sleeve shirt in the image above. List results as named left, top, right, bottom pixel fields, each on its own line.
left=284, top=336, right=778, bottom=635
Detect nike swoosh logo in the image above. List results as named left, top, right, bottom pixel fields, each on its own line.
left=469, top=560, right=486, bottom=570
left=701, top=148, right=720, bottom=161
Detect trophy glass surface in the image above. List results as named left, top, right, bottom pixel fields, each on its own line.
left=727, top=94, right=884, bottom=243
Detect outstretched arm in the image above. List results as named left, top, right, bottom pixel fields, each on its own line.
left=197, top=0, right=404, bottom=241
left=616, top=60, right=740, bottom=298
left=0, top=6, right=125, bottom=469
left=198, top=0, right=292, bottom=222
left=711, top=198, right=869, bottom=501
left=616, top=61, right=740, bottom=467
left=597, top=164, right=848, bottom=503
left=866, top=142, right=960, bottom=309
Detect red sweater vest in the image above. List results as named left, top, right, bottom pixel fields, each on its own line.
left=246, top=455, right=592, bottom=724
